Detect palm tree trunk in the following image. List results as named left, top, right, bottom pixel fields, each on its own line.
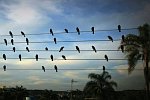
left=145, top=52, right=149, bottom=100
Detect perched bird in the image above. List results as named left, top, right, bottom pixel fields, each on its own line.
left=118, top=25, right=121, bottom=32
left=76, top=27, right=80, bottom=35
left=19, top=54, right=21, bottom=61
left=104, top=54, right=108, bottom=62
left=54, top=38, right=57, bottom=44
left=122, top=35, right=125, bottom=42
left=26, top=47, right=30, bottom=52
left=13, top=47, right=15, bottom=52
left=120, top=45, right=124, bottom=53
left=35, top=54, right=38, bottom=61
left=54, top=65, right=58, bottom=72
left=26, top=38, right=29, bottom=45
left=11, top=39, right=14, bottom=45
left=108, top=36, right=113, bottom=42
left=62, top=55, right=66, bottom=60
left=91, top=27, right=94, bottom=34
left=42, top=66, right=45, bottom=72
left=3, top=54, right=6, bottom=60
left=3, top=65, right=6, bottom=71
left=50, top=29, right=54, bottom=36
left=64, top=29, right=68, bottom=33
left=9, top=31, right=13, bottom=38
left=21, top=31, right=25, bottom=37
left=76, top=46, right=80, bottom=53
left=92, top=46, right=97, bottom=53
left=103, top=66, right=105, bottom=71
left=45, top=47, right=48, bottom=51
left=59, top=46, right=64, bottom=52
left=50, top=55, right=53, bottom=61
left=4, top=39, right=7, bottom=46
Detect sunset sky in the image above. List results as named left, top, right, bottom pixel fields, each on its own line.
left=0, top=0, right=150, bottom=91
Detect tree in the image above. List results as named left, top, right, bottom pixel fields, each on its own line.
left=119, top=23, right=150, bottom=99
left=83, top=71, right=117, bottom=100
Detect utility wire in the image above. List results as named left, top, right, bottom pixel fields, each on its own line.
left=0, top=27, right=137, bottom=37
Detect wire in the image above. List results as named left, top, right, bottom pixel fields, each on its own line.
left=0, top=27, right=138, bottom=37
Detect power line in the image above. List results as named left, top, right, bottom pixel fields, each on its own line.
left=0, top=27, right=137, bottom=37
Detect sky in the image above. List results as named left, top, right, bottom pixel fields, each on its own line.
left=0, top=0, right=150, bottom=91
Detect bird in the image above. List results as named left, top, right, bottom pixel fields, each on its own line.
left=42, top=66, right=45, bottom=72
left=3, top=65, right=6, bottom=71
left=3, top=54, right=6, bottom=60
left=120, top=45, right=124, bottom=53
left=21, top=31, right=25, bottom=37
left=11, top=39, right=14, bottom=45
left=104, top=54, right=108, bottom=62
left=122, top=35, right=125, bottom=42
left=108, top=36, right=113, bottom=42
left=62, top=55, right=66, bottom=60
left=4, top=39, right=7, bottom=46
left=54, top=65, right=58, bottom=72
left=92, top=46, right=97, bottom=53
left=50, top=29, right=54, bottom=36
left=9, top=31, right=13, bottom=38
left=13, top=47, right=15, bottom=52
left=118, top=25, right=121, bottom=32
left=50, top=55, right=53, bottom=61
left=26, top=47, right=30, bottom=52
left=59, top=46, right=64, bottom=52
left=45, top=47, right=48, bottom=51
left=19, top=54, right=21, bottom=61
left=76, top=27, right=80, bottom=35
left=91, top=27, right=94, bottom=34
left=26, top=38, right=29, bottom=45
left=64, top=29, right=68, bottom=33
left=54, top=38, right=57, bottom=44
left=103, top=66, right=105, bottom=71
left=35, top=54, right=38, bottom=61
left=76, top=46, right=80, bottom=53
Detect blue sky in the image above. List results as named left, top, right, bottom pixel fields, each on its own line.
left=0, top=0, right=150, bottom=91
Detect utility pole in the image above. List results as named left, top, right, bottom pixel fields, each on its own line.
left=70, top=79, right=77, bottom=100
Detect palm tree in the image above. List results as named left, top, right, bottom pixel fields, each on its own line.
left=119, top=23, right=150, bottom=99
left=83, top=71, right=117, bottom=100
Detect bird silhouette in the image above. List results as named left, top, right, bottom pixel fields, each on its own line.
left=26, top=38, right=29, bottom=45
left=50, top=29, right=54, bottom=36
left=104, top=55, right=108, bottom=62
left=64, top=29, right=68, bottom=33
left=50, top=55, right=53, bottom=61
left=92, top=46, right=97, bottom=53
left=26, top=47, right=30, bottom=52
left=62, top=55, right=66, bottom=60
left=54, top=65, right=58, bottom=72
left=45, top=47, right=48, bottom=51
left=11, top=39, right=14, bottom=45
left=120, top=45, right=124, bottom=52
left=59, top=46, right=64, bottom=52
left=19, top=54, right=21, bottom=61
left=108, top=36, right=113, bottom=42
left=118, top=25, right=121, bottom=32
left=35, top=54, right=38, bottom=61
left=13, top=47, right=15, bottom=52
left=76, top=27, right=80, bottom=35
left=91, top=27, right=94, bottom=34
left=103, top=66, right=105, bottom=71
left=9, top=31, right=13, bottom=38
left=122, top=35, right=125, bottom=42
left=76, top=46, right=80, bottom=53
left=21, top=31, right=25, bottom=37
left=42, top=66, right=45, bottom=72
left=3, top=65, right=6, bottom=71
left=54, top=38, right=57, bottom=44
left=4, top=39, right=7, bottom=46
left=3, top=54, right=6, bottom=60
